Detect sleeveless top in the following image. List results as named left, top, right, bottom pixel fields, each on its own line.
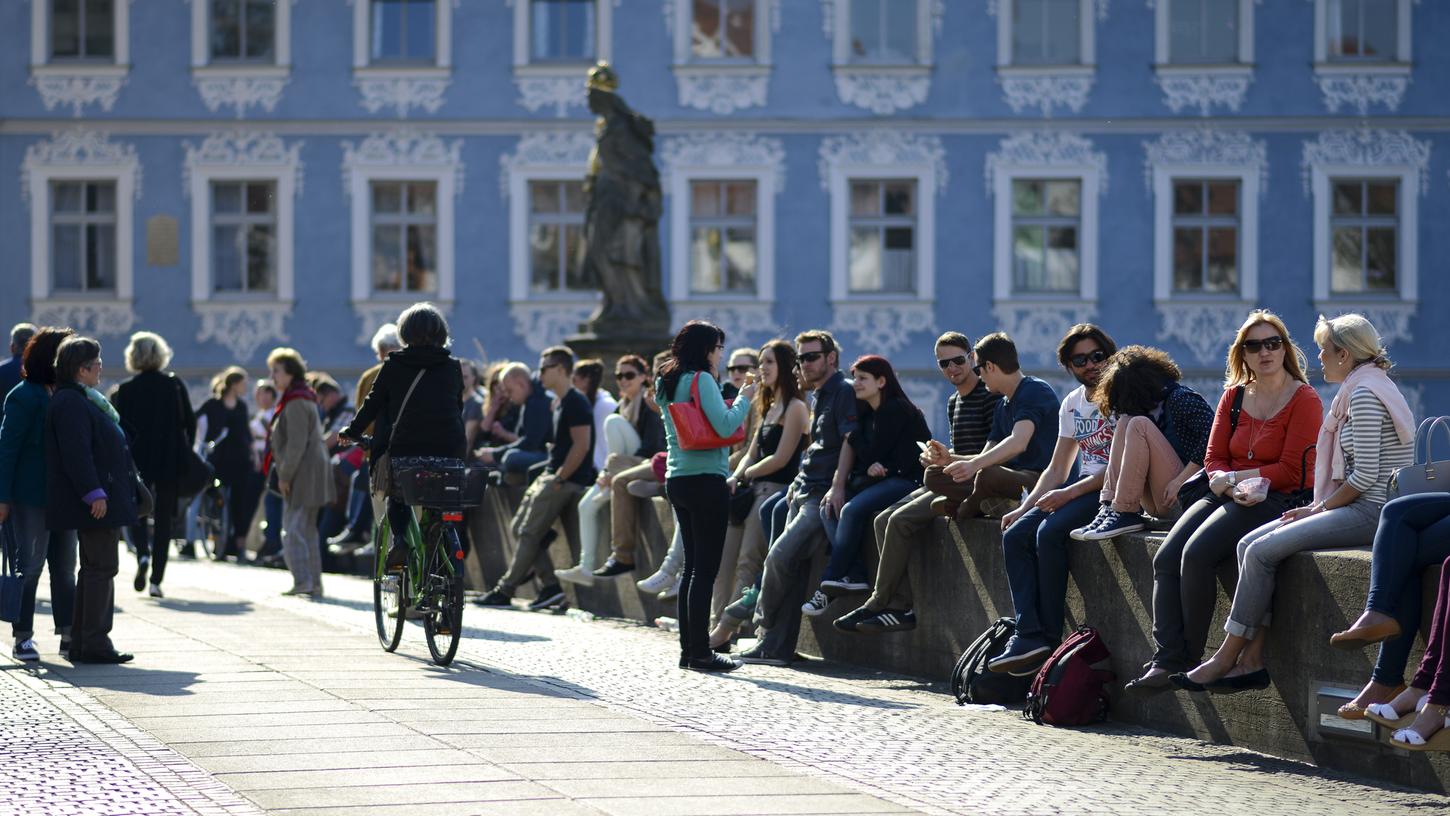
left=755, top=420, right=805, bottom=485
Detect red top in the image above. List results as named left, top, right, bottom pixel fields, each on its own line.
left=1203, top=383, right=1323, bottom=492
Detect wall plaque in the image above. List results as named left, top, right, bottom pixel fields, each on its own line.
left=146, top=215, right=179, bottom=267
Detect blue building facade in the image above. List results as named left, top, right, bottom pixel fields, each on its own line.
left=2, top=0, right=1447, bottom=421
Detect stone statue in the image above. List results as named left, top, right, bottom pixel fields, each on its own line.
left=579, top=63, right=670, bottom=338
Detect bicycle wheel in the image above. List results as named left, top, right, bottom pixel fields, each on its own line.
left=424, top=527, right=464, bottom=666
left=373, top=524, right=406, bottom=652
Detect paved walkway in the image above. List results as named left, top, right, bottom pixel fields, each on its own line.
left=4, top=558, right=1449, bottom=815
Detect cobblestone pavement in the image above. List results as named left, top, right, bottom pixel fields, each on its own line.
left=0, top=655, right=262, bottom=816
left=158, top=560, right=1446, bottom=816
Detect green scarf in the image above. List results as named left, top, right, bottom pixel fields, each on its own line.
left=85, top=385, right=122, bottom=428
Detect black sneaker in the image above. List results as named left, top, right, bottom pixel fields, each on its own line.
left=528, top=585, right=566, bottom=611
left=855, top=609, right=916, bottom=634
left=1079, top=510, right=1147, bottom=541
left=819, top=578, right=871, bottom=598
left=473, top=589, right=513, bottom=607
left=133, top=557, right=148, bottom=592
left=1070, top=504, right=1114, bottom=541
left=736, top=645, right=790, bottom=666
left=832, top=606, right=877, bottom=633
left=592, top=558, right=635, bottom=578
left=987, top=633, right=1054, bottom=675
left=685, top=653, right=741, bottom=673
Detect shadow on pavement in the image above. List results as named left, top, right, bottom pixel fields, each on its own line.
left=39, top=666, right=206, bottom=696
left=153, top=598, right=255, bottom=616
left=719, top=673, right=920, bottom=710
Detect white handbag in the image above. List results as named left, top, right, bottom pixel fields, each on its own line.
left=1388, top=417, right=1450, bottom=499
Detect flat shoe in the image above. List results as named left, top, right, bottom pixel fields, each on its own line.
left=1329, top=619, right=1403, bottom=651
left=1169, top=672, right=1208, bottom=693
left=1207, top=668, right=1271, bottom=694
left=1125, top=670, right=1175, bottom=696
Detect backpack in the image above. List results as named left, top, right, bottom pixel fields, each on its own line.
left=1022, top=626, right=1115, bottom=726
left=951, top=617, right=1033, bottom=706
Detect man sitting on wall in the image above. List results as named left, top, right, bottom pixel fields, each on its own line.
left=926, top=332, right=1059, bottom=521
left=475, top=362, right=553, bottom=477
left=988, top=324, right=1117, bottom=675
left=833, top=331, right=1001, bottom=634
left=476, top=346, right=596, bottom=611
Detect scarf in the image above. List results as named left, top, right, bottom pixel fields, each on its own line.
left=260, top=382, right=318, bottom=475
left=1314, top=363, right=1415, bottom=503
left=84, top=385, right=122, bottom=428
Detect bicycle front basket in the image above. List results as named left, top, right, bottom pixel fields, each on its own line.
left=392, top=457, right=486, bottom=510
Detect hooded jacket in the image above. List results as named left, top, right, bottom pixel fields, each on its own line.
left=45, top=383, right=140, bottom=530
left=343, top=345, right=466, bottom=462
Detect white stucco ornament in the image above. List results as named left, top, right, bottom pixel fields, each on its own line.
left=21, top=129, right=143, bottom=201
left=835, top=73, right=930, bottom=116
left=183, top=131, right=305, bottom=196
left=1142, top=128, right=1267, bottom=194
left=1155, top=73, right=1251, bottom=117
left=999, top=74, right=1095, bottom=117
left=498, top=131, right=594, bottom=198
left=195, top=76, right=289, bottom=119
left=993, top=302, right=1098, bottom=365
left=510, top=303, right=596, bottom=352
left=196, top=303, right=292, bottom=363
left=818, top=131, right=949, bottom=195
left=830, top=302, right=935, bottom=357
left=677, top=72, right=769, bottom=115
left=660, top=132, right=786, bottom=191
left=986, top=131, right=1109, bottom=196
left=31, top=75, right=126, bottom=117
left=31, top=302, right=136, bottom=338
left=1156, top=303, right=1252, bottom=365
left=356, top=75, right=449, bottom=118
left=515, top=76, right=585, bottom=118
left=1300, top=129, right=1431, bottom=196
left=1315, top=75, right=1409, bottom=116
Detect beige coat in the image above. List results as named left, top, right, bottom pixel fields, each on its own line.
left=273, top=398, right=335, bottom=509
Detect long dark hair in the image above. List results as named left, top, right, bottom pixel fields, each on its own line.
left=850, top=355, right=921, bottom=417
left=757, top=340, right=802, bottom=421
left=1093, top=345, right=1183, bottom=417
left=658, top=321, right=724, bottom=402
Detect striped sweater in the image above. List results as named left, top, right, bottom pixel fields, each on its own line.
left=1340, top=385, right=1415, bottom=506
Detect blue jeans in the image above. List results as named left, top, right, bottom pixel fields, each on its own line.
left=8, top=503, right=77, bottom=641
left=1366, top=493, right=1450, bottom=685
left=760, top=487, right=789, bottom=546
left=1001, top=489, right=1102, bottom=642
left=262, top=491, right=284, bottom=553
left=821, top=477, right=915, bottom=583
left=500, top=447, right=547, bottom=475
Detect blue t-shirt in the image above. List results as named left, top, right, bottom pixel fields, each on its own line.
left=988, top=375, right=1060, bottom=473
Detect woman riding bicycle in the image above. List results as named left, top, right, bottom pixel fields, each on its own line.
left=336, top=302, right=466, bottom=571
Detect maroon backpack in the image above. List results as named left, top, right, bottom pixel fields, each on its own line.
left=1022, top=626, right=1115, bottom=726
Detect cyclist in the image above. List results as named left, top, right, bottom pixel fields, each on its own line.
left=335, top=302, right=466, bottom=571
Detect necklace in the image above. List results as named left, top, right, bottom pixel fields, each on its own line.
left=1243, top=380, right=1292, bottom=460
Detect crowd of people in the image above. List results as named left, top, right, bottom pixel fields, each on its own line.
left=3, top=304, right=1450, bottom=750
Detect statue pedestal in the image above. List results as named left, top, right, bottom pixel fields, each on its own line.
left=564, top=330, right=672, bottom=391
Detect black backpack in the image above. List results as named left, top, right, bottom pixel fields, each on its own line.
left=951, top=617, right=1034, bottom=706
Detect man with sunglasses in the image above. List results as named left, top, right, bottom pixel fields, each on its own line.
left=739, top=330, right=857, bottom=666
left=987, top=324, right=1118, bottom=675
left=834, top=331, right=1001, bottom=634
left=721, top=348, right=759, bottom=401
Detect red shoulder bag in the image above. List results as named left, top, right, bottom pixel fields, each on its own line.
left=667, top=373, right=747, bottom=451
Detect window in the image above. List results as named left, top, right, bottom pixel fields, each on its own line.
left=1170, top=180, right=1239, bottom=294
left=370, top=181, right=438, bottom=295
left=1010, top=179, right=1080, bottom=294
left=1168, top=0, right=1238, bottom=64
left=689, top=180, right=757, bottom=295
left=692, top=0, right=754, bottom=60
left=1327, top=0, right=1397, bottom=61
left=209, top=0, right=275, bottom=62
left=1011, top=0, right=1080, bottom=66
left=50, top=0, right=114, bottom=60
left=210, top=181, right=276, bottom=294
left=1329, top=179, right=1398, bottom=294
left=848, top=180, right=916, bottom=294
left=531, top=0, right=596, bottom=62
left=371, top=0, right=435, bottom=63
left=849, top=0, right=918, bottom=64
left=527, top=180, right=588, bottom=294
left=50, top=180, right=116, bottom=293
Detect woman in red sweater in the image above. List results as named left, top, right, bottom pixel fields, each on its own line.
left=1126, top=310, right=1322, bottom=694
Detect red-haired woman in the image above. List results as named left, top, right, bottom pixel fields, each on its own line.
left=805, top=355, right=931, bottom=617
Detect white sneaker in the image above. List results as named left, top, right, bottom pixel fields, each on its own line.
left=13, top=639, right=39, bottom=662
left=658, top=575, right=682, bottom=601
left=636, top=570, right=676, bottom=594
left=802, top=590, right=831, bottom=617
left=556, top=566, right=595, bottom=587
left=148, top=583, right=164, bottom=599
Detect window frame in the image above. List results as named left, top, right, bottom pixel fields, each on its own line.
left=208, top=179, right=280, bottom=297
left=1151, top=165, right=1259, bottom=303
left=996, top=0, right=1095, bottom=69
left=1154, top=0, right=1254, bottom=67
left=992, top=166, right=1098, bottom=303
left=187, top=160, right=296, bottom=306
left=845, top=178, right=920, bottom=296
left=1315, top=0, right=1410, bottom=65
left=190, top=0, right=291, bottom=71
left=28, top=157, right=137, bottom=308
left=1007, top=178, right=1082, bottom=297
left=513, top=0, right=613, bottom=69
left=832, top=0, right=933, bottom=67
left=48, top=180, right=119, bottom=295
left=686, top=179, right=761, bottom=297
left=828, top=163, right=936, bottom=304
left=524, top=178, right=590, bottom=297
left=1310, top=165, right=1417, bottom=304
left=348, top=165, right=456, bottom=306
left=669, top=166, right=775, bottom=303
left=30, top=0, right=130, bottom=103
left=508, top=167, right=594, bottom=304
left=353, top=0, right=452, bottom=71
left=680, top=0, right=765, bottom=65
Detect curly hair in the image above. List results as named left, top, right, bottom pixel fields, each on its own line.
left=1092, top=345, right=1182, bottom=417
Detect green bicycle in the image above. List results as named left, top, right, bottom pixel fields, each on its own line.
left=372, top=457, right=484, bottom=666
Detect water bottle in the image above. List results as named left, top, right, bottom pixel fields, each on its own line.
left=566, top=608, right=595, bottom=623
left=654, top=616, right=679, bottom=632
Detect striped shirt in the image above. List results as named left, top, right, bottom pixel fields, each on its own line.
left=948, top=381, right=1002, bottom=456
left=1340, top=385, right=1415, bottom=506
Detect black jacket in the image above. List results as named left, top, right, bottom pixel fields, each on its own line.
left=344, top=345, right=466, bottom=462
left=111, top=370, right=195, bottom=485
left=45, top=383, right=140, bottom=531
left=848, top=395, right=932, bottom=486
left=633, top=403, right=666, bottom=458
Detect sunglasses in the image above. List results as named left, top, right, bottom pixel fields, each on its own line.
left=726, top=364, right=756, bottom=374
left=614, top=370, right=639, bottom=381
left=937, top=355, right=968, bottom=370
left=1241, top=336, right=1285, bottom=354
left=971, top=363, right=984, bottom=376
left=1069, top=350, right=1110, bottom=368
left=539, top=362, right=561, bottom=372
left=796, top=351, right=826, bottom=365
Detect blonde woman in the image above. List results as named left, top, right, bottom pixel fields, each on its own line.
left=1173, top=314, right=1414, bottom=693
left=111, top=331, right=195, bottom=598
left=1126, top=311, right=1323, bottom=694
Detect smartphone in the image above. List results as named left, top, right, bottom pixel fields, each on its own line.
left=916, top=440, right=931, bottom=453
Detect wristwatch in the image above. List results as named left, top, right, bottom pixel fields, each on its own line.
left=1228, top=472, right=1238, bottom=487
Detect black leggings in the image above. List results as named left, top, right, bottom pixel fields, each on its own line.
left=131, top=480, right=178, bottom=585
left=667, top=474, right=730, bottom=661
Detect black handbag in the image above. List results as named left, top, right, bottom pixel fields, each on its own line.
left=371, top=370, right=426, bottom=498
left=174, top=378, right=213, bottom=499
left=0, top=521, right=23, bottom=624
left=134, top=474, right=155, bottom=518
left=728, top=479, right=756, bottom=524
